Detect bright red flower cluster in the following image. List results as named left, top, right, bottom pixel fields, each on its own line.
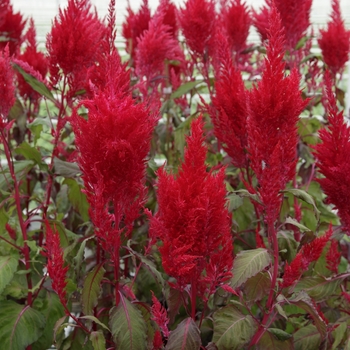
left=0, top=46, right=15, bottom=124
left=151, top=291, right=170, bottom=338
left=46, top=0, right=105, bottom=96
left=313, top=73, right=350, bottom=234
left=45, top=222, right=69, bottom=304
left=149, top=117, right=233, bottom=298
left=178, top=0, right=216, bottom=58
left=318, top=0, right=350, bottom=76
left=247, top=5, right=307, bottom=223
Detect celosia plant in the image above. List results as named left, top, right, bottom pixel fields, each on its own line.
left=1, top=0, right=350, bottom=349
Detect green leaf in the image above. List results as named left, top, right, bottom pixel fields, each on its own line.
left=212, top=305, right=257, bottom=349
left=0, top=255, right=19, bottom=294
left=15, top=142, right=43, bottom=167
left=282, top=189, right=320, bottom=220
left=63, top=178, right=89, bottom=221
left=242, top=272, right=271, bottom=305
left=256, top=329, right=293, bottom=350
left=109, top=294, right=147, bottom=350
left=90, top=331, right=106, bottom=350
left=0, top=300, right=46, bottom=350
left=0, top=160, right=34, bottom=190
left=28, top=118, right=51, bottom=145
left=227, top=194, right=244, bottom=211
left=284, top=217, right=311, bottom=232
left=165, top=317, right=201, bottom=350
left=293, top=324, right=321, bottom=350
left=294, top=274, right=349, bottom=301
left=170, top=80, right=203, bottom=99
left=233, top=189, right=263, bottom=205
left=289, top=291, right=327, bottom=338
left=231, top=248, right=271, bottom=288
left=54, top=157, right=81, bottom=177
left=278, top=230, right=298, bottom=263
left=332, top=322, right=347, bottom=350
left=82, top=263, right=105, bottom=315
left=80, top=316, right=110, bottom=331
left=12, top=63, right=56, bottom=103
left=32, top=292, right=65, bottom=350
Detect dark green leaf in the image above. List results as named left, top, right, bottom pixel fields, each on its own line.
left=293, top=324, right=321, bottom=350
left=80, top=316, right=110, bottom=331
left=90, top=331, right=106, bottom=350
left=0, top=255, right=19, bottom=294
left=243, top=272, right=271, bottom=304
left=231, top=248, right=271, bottom=288
left=63, top=178, right=89, bottom=221
left=233, top=189, right=263, bottom=205
left=332, top=322, right=347, bottom=350
left=212, top=305, right=257, bottom=349
left=15, top=142, right=45, bottom=169
left=0, top=300, right=46, bottom=350
left=256, top=329, right=293, bottom=350
left=278, top=230, right=298, bottom=263
left=12, top=63, right=56, bottom=103
left=268, top=328, right=292, bottom=341
left=54, top=157, right=81, bottom=177
left=285, top=217, right=311, bottom=232
left=166, top=317, right=201, bottom=350
left=109, top=294, right=147, bottom=350
left=170, top=80, right=203, bottom=99
left=82, top=263, right=105, bottom=315
left=227, top=194, right=244, bottom=211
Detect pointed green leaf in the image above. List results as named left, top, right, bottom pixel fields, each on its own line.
left=231, top=248, right=271, bottom=288
left=213, top=305, right=257, bottom=349
left=170, top=80, right=203, bottom=99
left=282, top=189, right=320, bottom=220
left=0, top=300, right=46, bottom=350
left=54, top=157, right=81, bottom=177
left=15, top=142, right=43, bottom=167
left=0, top=255, right=18, bottom=294
left=90, top=330, right=106, bottom=350
left=109, top=294, right=147, bottom=350
left=80, top=315, right=110, bottom=331
left=82, top=263, right=105, bottom=315
left=233, top=189, right=263, bottom=205
left=294, top=274, right=349, bottom=301
left=332, top=322, right=347, bottom=350
left=12, top=63, right=56, bottom=103
left=285, top=217, right=311, bottom=232
left=227, top=194, right=244, bottom=211
left=165, top=317, right=201, bottom=350
left=63, top=178, right=89, bottom=221
left=293, top=324, right=321, bottom=350
left=256, top=329, right=293, bottom=350
left=243, top=272, right=271, bottom=304
left=278, top=230, right=298, bottom=263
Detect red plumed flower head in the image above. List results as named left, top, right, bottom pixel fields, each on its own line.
left=0, top=1, right=26, bottom=56
left=313, top=72, right=350, bottom=234
left=46, top=0, right=106, bottom=94
left=247, top=5, right=307, bottom=223
left=178, top=0, right=216, bottom=58
left=0, top=45, right=15, bottom=124
left=149, top=116, right=233, bottom=298
left=318, top=0, right=350, bottom=76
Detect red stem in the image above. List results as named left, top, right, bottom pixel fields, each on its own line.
left=191, top=275, right=197, bottom=320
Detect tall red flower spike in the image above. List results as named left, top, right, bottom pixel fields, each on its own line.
left=209, top=33, right=249, bottom=169
left=151, top=291, right=170, bottom=338
left=313, top=72, right=350, bottom=235
left=318, top=0, right=350, bottom=77
left=122, top=0, right=151, bottom=64
left=136, top=6, right=184, bottom=82
left=149, top=116, right=233, bottom=300
left=45, top=221, right=69, bottom=305
left=220, top=0, right=251, bottom=55
left=247, top=5, right=307, bottom=223
left=46, top=0, right=105, bottom=97
left=0, top=45, right=15, bottom=125
left=0, top=0, right=26, bottom=56
left=178, top=0, right=216, bottom=59
left=281, top=227, right=332, bottom=288
left=254, top=0, right=312, bottom=51
left=15, top=19, right=48, bottom=102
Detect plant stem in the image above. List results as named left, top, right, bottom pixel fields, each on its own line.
left=191, top=275, right=197, bottom=320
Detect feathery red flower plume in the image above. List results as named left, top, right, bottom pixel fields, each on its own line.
left=209, top=34, right=248, bottom=169
left=178, top=0, right=216, bottom=58
left=326, top=239, right=341, bottom=274
left=254, top=0, right=312, bottom=51
left=122, top=0, right=151, bottom=63
left=136, top=8, right=184, bottom=81
left=149, top=116, right=233, bottom=298
left=46, top=0, right=105, bottom=96
left=16, top=19, right=48, bottom=101
left=0, top=45, right=15, bottom=125
left=220, top=0, right=251, bottom=54
left=247, top=5, right=307, bottom=223
left=318, top=0, right=350, bottom=77
left=45, top=221, right=69, bottom=304
left=313, top=72, right=350, bottom=234
left=151, top=291, right=170, bottom=338
left=158, top=0, right=178, bottom=39
left=0, top=0, right=26, bottom=55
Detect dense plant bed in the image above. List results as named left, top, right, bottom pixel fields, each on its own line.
left=0, top=0, right=350, bottom=349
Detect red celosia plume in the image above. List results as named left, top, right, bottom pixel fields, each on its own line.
left=46, top=0, right=105, bottom=97
left=151, top=291, right=170, bottom=338
left=45, top=221, right=69, bottom=304
left=0, top=45, right=15, bottom=124
left=313, top=72, right=350, bottom=234
left=149, top=116, right=233, bottom=299
left=247, top=5, right=307, bottom=223
left=318, top=0, right=350, bottom=77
